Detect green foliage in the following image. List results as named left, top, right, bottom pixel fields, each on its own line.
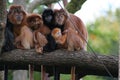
left=87, top=9, right=119, bottom=55
left=50, top=74, right=71, bottom=80
left=66, top=0, right=86, bottom=13
left=33, top=5, right=47, bottom=14
left=83, top=8, right=119, bottom=80
left=34, top=72, right=41, bottom=80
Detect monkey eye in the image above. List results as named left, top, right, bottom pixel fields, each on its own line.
left=60, top=15, right=64, bottom=18
left=57, top=31, right=61, bottom=36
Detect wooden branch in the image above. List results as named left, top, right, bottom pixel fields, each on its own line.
left=0, top=49, right=118, bottom=78
left=0, top=0, right=7, bottom=54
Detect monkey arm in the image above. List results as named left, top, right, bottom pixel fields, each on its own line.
left=57, top=34, right=67, bottom=45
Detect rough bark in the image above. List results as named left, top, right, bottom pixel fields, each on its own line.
left=0, top=0, right=6, bottom=54
left=0, top=49, right=118, bottom=78
left=0, top=0, right=7, bottom=80
left=27, top=0, right=60, bottom=13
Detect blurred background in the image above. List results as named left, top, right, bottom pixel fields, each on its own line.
left=5, top=0, right=120, bottom=80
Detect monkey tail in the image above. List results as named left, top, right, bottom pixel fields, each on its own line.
left=4, top=65, right=8, bottom=80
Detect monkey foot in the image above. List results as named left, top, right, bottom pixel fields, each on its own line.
left=36, top=47, right=43, bottom=54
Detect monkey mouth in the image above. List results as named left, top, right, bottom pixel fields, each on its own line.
left=16, top=21, right=22, bottom=24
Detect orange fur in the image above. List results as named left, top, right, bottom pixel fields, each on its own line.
left=51, top=27, right=83, bottom=51
left=27, top=13, right=50, bottom=36
left=51, top=28, right=67, bottom=45
left=14, top=26, right=34, bottom=49
left=26, top=13, right=49, bottom=80
left=8, top=5, right=33, bottom=49
left=27, top=13, right=49, bottom=54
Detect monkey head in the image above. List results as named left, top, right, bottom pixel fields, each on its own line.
left=54, top=9, right=68, bottom=25
left=51, top=28, right=62, bottom=40
left=8, top=5, right=27, bottom=25
left=42, top=9, right=54, bottom=24
left=27, top=13, right=43, bottom=30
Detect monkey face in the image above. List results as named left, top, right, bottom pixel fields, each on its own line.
left=31, top=18, right=43, bottom=30
left=27, top=14, right=43, bottom=30
left=55, top=13, right=65, bottom=25
left=54, top=9, right=68, bottom=25
left=51, top=28, right=62, bottom=39
left=14, top=12, right=24, bottom=24
left=42, top=9, right=54, bottom=23
left=8, top=5, right=26, bottom=25
left=44, top=15, right=52, bottom=23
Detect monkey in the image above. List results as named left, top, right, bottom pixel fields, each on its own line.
left=14, top=25, right=34, bottom=49
left=51, top=27, right=83, bottom=51
left=51, top=28, right=67, bottom=45
left=8, top=5, right=34, bottom=49
left=54, top=9, right=88, bottom=50
left=1, top=13, right=16, bottom=53
left=51, top=27, right=84, bottom=80
left=27, top=13, right=49, bottom=80
left=42, top=8, right=58, bottom=52
left=42, top=8, right=64, bottom=80
left=34, top=31, right=48, bottom=54
left=7, top=5, right=34, bottom=80
left=54, top=9, right=88, bottom=80
left=1, top=11, right=16, bottom=80
left=27, top=13, right=49, bottom=53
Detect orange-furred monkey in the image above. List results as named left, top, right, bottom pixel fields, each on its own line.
left=8, top=5, right=34, bottom=80
left=27, top=13, right=49, bottom=80
left=8, top=5, right=34, bottom=49
left=54, top=9, right=88, bottom=80
left=51, top=27, right=83, bottom=51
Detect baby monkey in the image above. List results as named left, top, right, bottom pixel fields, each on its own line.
left=52, top=27, right=84, bottom=80
left=51, top=27, right=84, bottom=51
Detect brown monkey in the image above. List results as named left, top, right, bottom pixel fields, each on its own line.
left=8, top=5, right=34, bottom=49
left=52, top=27, right=84, bottom=80
left=27, top=13, right=49, bottom=53
left=54, top=9, right=88, bottom=50
left=54, top=9, right=88, bottom=80
left=27, top=13, right=49, bottom=80
left=51, top=27, right=83, bottom=51
left=8, top=5, right=34, bottom=80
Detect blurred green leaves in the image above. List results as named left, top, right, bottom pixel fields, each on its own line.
left=87, top=8, right=119, bottom=55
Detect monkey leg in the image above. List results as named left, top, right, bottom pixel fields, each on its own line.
left=41, top=65, right=46, bottom=80
left=4, top=65, right=8, bottom=80
left=29, top=65, right=34, bottom=80
left=54, top=66, right=60, bottom=80
left=16, top=43, right=25, bottom=49
left=71, top=66, right=75, bottom=80
left=35, top=45, right=43, bottom=54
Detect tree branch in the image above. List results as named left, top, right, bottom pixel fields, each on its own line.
left=0, top=49, right=118, bottom=78
left=0, top=0, right=7, bottom=54
left=27, top=0, right=60, bottom=13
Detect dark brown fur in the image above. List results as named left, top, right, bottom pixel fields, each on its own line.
left=54, top=9, right=88, bottom=80
left=54, top=9, right=88, bottom=50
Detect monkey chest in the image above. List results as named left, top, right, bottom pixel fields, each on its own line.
left=13, top=27, right=21, bottom=37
